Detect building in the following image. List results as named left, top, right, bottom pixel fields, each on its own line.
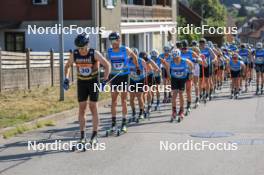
left=98, top=0, right=177, bottom=54
left=0, top=0, right=99, bottom=52
left=238, top=18, right=264, bottom=45
left=0, top=0, right=177, bottom=53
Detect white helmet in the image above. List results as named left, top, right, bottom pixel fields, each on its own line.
left=171, top=49, right=181, bottom=58
left=150, top=49, right=159, bottom=57
left=256, top=42, right=263, bottom=49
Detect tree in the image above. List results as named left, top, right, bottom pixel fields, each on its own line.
left=189, top=0, right=227, bottom=27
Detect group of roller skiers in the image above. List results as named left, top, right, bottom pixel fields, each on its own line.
left=63, top=32, right=264, bottom=148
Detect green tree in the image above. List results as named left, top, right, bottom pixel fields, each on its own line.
left=189, top=0, right=227, bottom=27
left=177, top=16, right=201, bottom=42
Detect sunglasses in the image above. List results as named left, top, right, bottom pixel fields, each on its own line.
left=110, top=39, right=118, bottom=44
left=77, top=46, right=87, bottom=50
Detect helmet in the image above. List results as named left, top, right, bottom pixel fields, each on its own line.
left=131, top=48, right=139, bottom=55
left=181, top=40, right=188, bottom=48
left=199, top=38, right=207, bottom=44
left=191, top=40, right=198, bottom=47
left=176, top=41, right=182, bottom=49
left=150, top=49, right=159, bottom=57
left=171, top=49, right=181, bottom=58
left=139, top=51, right=148, bottom=61
left=240, top=43, right=246, bottom=48
left=232, top=53, right=239, bottom=59
left=108, top=32, right=120, bottom=41
left=256, top=42, right=263, bottom=49
left=74, top=33, right=89, bottom=47
left=163, top=45, right=171, bottom=53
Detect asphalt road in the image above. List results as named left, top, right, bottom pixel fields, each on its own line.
left=0, top=81, right=264, bottom=175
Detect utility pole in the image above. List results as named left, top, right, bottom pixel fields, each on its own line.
left=58, top=0, right=64, bottom=101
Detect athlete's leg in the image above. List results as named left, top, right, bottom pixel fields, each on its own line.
left=89, top=101, right=99, bottom=140
left=79, top=101, right=88, bottom=139
left=111, top=91, right=119, bottom=126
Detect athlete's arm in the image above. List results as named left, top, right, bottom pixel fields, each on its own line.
left=160, top=59, right=170, bottom=78
left=209, top=48, right=217, bottom=63
left=64, top=52, right=74, bottom=79
left=126, top=47, right=139, bottom=68
left=148, top=58, right=160, bottom=73
left=94, top=50, right=111, bottom=81
left=186, top=59, right=194, bottom=72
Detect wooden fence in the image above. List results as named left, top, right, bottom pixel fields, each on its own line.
left=0, top=48, right=75, bottom=91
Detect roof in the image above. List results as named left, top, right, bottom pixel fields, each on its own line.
left=248, top=25, right=264, bottom=38
left=178, top=1, right=202, bottom=26
left=0, top=21, right=20, bottom=29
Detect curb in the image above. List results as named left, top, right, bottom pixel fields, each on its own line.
left=0, top=98, right=111, bottom=136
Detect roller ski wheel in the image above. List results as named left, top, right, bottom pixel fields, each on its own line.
left=128, top=117, right=136, bottom=124
left=194, top=98, right=199, bottom=109
left=185, top=107, right=191, bottom=116
left=71, top=138, right=87, bottom=152
left=117, top=125, right=127, bottom=137
left=178, top=111, right=184, bottom=123
left=105, top=126, right=117, bottom=137
left=144, top=111, right=150, bottom=120
left=170, top=111, right=176, bottom=123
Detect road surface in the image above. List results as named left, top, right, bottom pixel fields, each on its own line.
left=0, top=81, right=264, bottom=175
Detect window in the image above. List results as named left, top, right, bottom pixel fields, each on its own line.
left=5, top=32, right=25, bottom=52
left=104, top=0, right=117, bottom=9
left=32, top=0, right=48, bottom=5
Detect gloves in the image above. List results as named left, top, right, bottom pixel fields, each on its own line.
left=136, top=67, right=141, bottom=75
left=63, top=78, right=70, bottom=90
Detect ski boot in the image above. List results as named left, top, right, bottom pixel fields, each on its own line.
left=185, top=102, right=191, bottom=116
left=154, top=100, right=160, bottom=111
left=117, top=120, right=128, bottom=136
left=170, top=109, right=177, bottom=123
left=178, top=109, right=184, bottom=123
left=71, top=138, right=87, bottom=152
left=256, top=87, right=259, bottom=95
left=105, top=119, right=118, bottom=137
left=136, top=110, right=144, bottom=123
left=194, top=97, right=199, bottom=109
left=129, top=109, right=136, bottom=123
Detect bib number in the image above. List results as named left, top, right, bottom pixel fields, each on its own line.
left=79, top=67, right=92, bottom=76
left=113, top=63, right=124, bottom=70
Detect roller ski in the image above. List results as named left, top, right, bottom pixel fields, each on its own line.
left=255, top=88, right=259, bottom=95
left=135, top=110, right=144, bottom=123
left=144, top=105, right=151, bottom=120
left=105, top=125, right=118, bottom=137
left=177, top=109, right=184, bottom=123
left=230, top=89, right=234, bottom=99
left=154, top=100, right=160, bottom=111
left=170, top=109, right=177, bottom=123
left=71, top=138, right=88, bottom=152
left=185, top=102, right=191, bottom=116
left=194, top=97, right=199, bottom=109
left=116, top=120, right=128, bottom=136
left=128, top=109, right=136, bottom=123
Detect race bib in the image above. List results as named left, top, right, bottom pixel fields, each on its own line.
left=113, top=62, right=124, bottom=70
left=79, top=67, right=92, bottom=76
